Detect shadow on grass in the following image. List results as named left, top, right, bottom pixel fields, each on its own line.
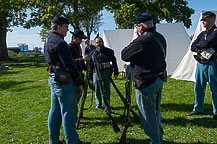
left=162, top=141, right=210, bottom=144
left=112, top=105, right=138, bottom=110
left=0, top=80, right=34, bottom=90
left=78, top=112, right=141, bottom=131
left=163, top=116, right=217, bottom=128
left=107, top=138, right=210, bottom=144
left=12, top=85, right=43, bottom=92
left=0, top=70, right=20, bottom=75
left=161, top=103, right=213, bottom=114
left=12, top=62, right=46, bottom=68
left=107, top=138, right=149, bottom=144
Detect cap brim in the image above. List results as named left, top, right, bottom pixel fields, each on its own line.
left=133, top=18, right=140, bottom=24
left=82, top=36, right=87, bottom=39
left=132, top=16, right=138, bottom=24
left=70, top=31, right=87, bottom=39
left=200, top=17, right=207, bottom=21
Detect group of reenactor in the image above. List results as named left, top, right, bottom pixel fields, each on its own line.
left=44, top=11, right=217, bottom=144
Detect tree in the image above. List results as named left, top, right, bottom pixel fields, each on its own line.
left=0, top=0, right=29, bottom=61
left=80, top=2, right=104, bottom=40
left=27, top=0, right=105, bottom=41
left=106, top=0, right=194, bottom=29
left=81, top=12, right=103, bottom=40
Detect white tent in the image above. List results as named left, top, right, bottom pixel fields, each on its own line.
left=171, top=11, right=217, bottom=82
left=102, top=22, right=191, bottom=74
left=102, top=29, right=134, bottom=72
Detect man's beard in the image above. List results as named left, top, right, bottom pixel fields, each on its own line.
left=96, top=46, right=101, bottom=51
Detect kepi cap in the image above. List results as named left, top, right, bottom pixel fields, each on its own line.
left=51, top=16, right=70, bottom=25
left=133, top=13, right=153, bottom=24
left=70, top=29, right=87, bottom=39
left=201, top=11, right=216, bottom=21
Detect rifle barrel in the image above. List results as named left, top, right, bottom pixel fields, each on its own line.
left=92, top=53, right=120, bottom=133
left=76, top=62, right=90, bottom=129
left=105, top=72, right=140, bottom=123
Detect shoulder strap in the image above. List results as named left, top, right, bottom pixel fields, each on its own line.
left=153, top=35, right=166, bottom=58
left=46, top=38, right=49, bottom=52
left=143, top=32, right=166, bottom=58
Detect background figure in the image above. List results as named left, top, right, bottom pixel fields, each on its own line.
left=89, top=37, right=119, bottom=111
left=68, top=29, right=88, bottom=122
left=44, top=16, right=90, bottom=144
left=187, top=11, right=217, bottom=120
left=69, top=29, right=88, bottom=88
left=84, top=40, right=96, bottom=56
left=121, top=13, right=167, bottom=144
left=124, top=62, right=130, bottom=80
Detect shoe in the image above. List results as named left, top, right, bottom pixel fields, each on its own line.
left=79, top=141, right=91, bottom=144
left=57, top=138, right=65, bottom=144
left=186, top=111, right=203, bottom=116
left=213, top=113, right=217, bottom=120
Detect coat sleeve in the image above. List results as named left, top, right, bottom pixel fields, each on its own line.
left=191, top=33, right=203, bottom=52
left=110, top=50, right=119, bottom=75
left=198, top=30, right=217, bottom=50
left=121, top=37, right=144, bottom=62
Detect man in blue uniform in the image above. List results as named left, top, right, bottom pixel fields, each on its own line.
left=121, top=13, right=167, bottom=144
left=84, top=40, right=95, bottom=56
left=187, top=11, right=217, bottom=120
left=44, top=16, right=90, bottom=144
left=89, top=37, right=119, bottom=110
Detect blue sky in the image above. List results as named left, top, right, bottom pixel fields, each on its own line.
left=6, top=0, right=217, bottom=49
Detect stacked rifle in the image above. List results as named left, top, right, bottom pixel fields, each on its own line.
left=76, top=52, right=140, bottom=143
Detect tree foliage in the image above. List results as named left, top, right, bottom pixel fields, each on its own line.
left=106, top=0, right=194, bottom=29
left=0, top=0, right=28, bottom=28
left=27, top=0, right=105, bottom=41
left=0, top=0, right=29, bottom=61
left=81, top=12, right=103, bottom=40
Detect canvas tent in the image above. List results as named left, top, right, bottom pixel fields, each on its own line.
left=102, top=22, right=191, bottom=74
left=171, top=11, right=217, bottom=82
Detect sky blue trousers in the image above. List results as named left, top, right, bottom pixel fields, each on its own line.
left=93, top=69, right=112, bottom=110
left=125, top=64, right=130, bottom=79
left=193, top=61, right=217, bottom=114
left=135, top=77, right=164, bottom=144
left=48, top=73, right=80, bottom=144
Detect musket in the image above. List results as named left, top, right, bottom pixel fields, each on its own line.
left=104, top=71, right=140, bottom=123
left=76, top=69, right=89, bottom=129
left=138, top=88, right=160, bottom=115
left=92, top=53, right=120, bottom=133
left=119, top=74, right=132, bottom=144
left=76, top=57, right=92, bottom=129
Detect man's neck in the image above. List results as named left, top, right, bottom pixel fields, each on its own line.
left=71, top=40, right=79, bottom=45
left=206, top=24, right=215, bottom=30
left=53, top=30, right=64, bottom=39
left=96, top=46, right=104, bottom=51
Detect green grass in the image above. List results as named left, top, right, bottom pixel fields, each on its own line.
left=0, top=54, right=45, bottom=64
left=0, top=57, right=217, bottom=144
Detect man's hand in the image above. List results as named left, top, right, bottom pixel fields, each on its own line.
left=195, top=48, right=201, bottom=53
left=114, top=74, right=119, bottom=79
left=123, top=64, right=126, bottom=68
left=83, top=55, right=89, bottom=61
left=78, top=85, right=83, bottom=96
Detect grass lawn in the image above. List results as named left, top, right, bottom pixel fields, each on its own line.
left=0, top=56, right=217, bottom=144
